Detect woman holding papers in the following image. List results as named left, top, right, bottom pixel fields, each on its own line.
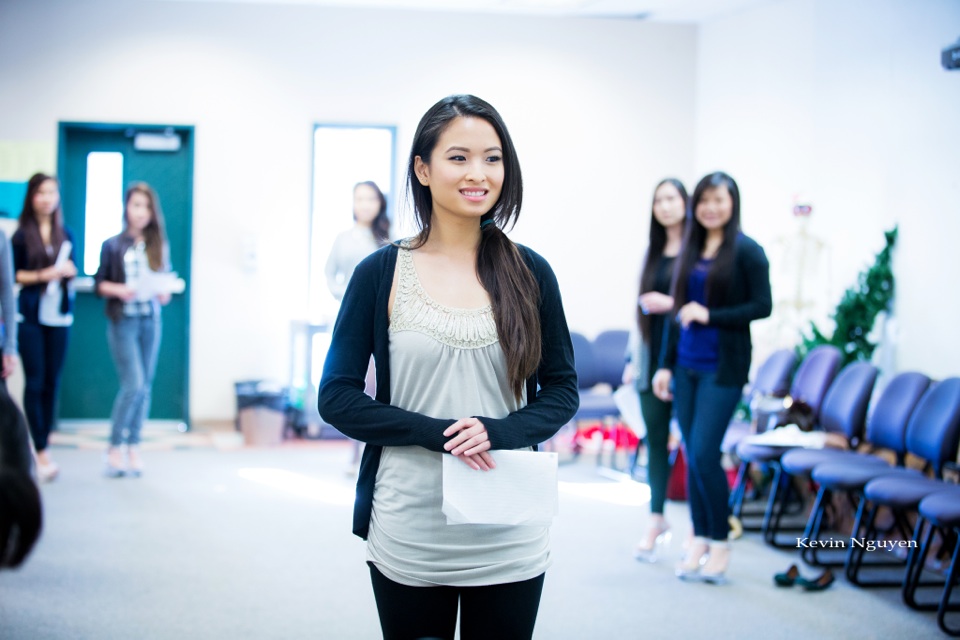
left=95, top=182, right=171, bottom=477
left=319, top=95, right=578, bottom=640
left=653, top=172, right=771, bottom=584
left=625, top=178, right=687, bottom=562
left=12, top=173, right=78, bottom=482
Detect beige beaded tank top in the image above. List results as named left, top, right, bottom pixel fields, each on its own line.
left=365, top=243, right=550, bottom=587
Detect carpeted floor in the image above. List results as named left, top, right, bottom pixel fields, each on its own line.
left=0, top=426, right=948, bottom=639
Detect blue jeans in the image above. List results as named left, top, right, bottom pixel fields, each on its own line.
left=18, top=322, right=70, bottom=453
left=673, top=366, right=742, bottom=541
left=107, top=314, right=161, bottom=447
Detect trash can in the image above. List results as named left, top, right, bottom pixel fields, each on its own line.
left=235, top=380, right=287, bottom=447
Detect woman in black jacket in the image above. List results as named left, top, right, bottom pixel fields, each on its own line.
left=12, top=173, right=78, bottom=483
left=94, top=183, right=171, bottom=477
left=626, top=178, right=687, bottom=562
left=653, top=171, right=771, bottom=584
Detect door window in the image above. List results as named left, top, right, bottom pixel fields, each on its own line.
left=83, top=151, right=124, bottom=275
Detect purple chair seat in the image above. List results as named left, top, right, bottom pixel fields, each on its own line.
left=736, top=441, right=794, bottom=460
left=811, top=459, right=911, bottom=490
left=865, top=473, right=950, bottom=508
left=919, top=488, right=960, bottom=525
left=780, top=447, right=887, bottom=476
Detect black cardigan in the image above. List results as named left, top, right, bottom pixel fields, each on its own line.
left=318, top=242, right=579, bottom=539
left=11, top=228, right=76, bottom=324
left=660, top=233, right=772, bottom=388
left=93, top=232, right=171, bottom=320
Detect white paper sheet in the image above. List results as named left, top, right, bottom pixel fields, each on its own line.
left=613, top=384, right=645, bottom=439
left=38, top=241, right=74, bottom=326
left=135, top=271, right=185, bottom=300
left=442, top=450, right=558, bottom=527
left=743, top=424, right=826, bottom=448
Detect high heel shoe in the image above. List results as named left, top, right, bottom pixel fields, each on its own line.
left=699, top=541, right=731, bottom=585
left=675, top=537, right=709, bottom=579
left=634, top=527, right=672, bottom=563
left=38, top=461, right=60, bottom=483
left=127, top=447, right=144, bottom=478
left=104, top=448, right=125, bottom=479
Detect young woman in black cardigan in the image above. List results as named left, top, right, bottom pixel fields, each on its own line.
left=626, top=178, right=687, bottom=562
left=319, top=95, right=578, bottom=639
left=653, top=171, right=771, bottom=584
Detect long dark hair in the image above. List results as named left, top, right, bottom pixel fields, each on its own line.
left=671, top=171, right=741, bottom=309
left=123, top=182, right=169, bottom=271
left=406, top=95, right=540, bottom=400
left=637, top=178, right=688, bottom=342
left=18, top=173, right=67, bottom=269
left=354, top=180, right=390, bottom=247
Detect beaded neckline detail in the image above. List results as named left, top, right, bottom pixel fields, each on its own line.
left=390, top=245, right=498, bottom=350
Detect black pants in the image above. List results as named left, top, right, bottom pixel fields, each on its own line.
left=368, top=563, right=545, bottom=640
left=18, top=322, right=69, bottom=453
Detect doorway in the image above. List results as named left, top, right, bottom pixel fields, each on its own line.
left=57, top=123, right=193, bottom=426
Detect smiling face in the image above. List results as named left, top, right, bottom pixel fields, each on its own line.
left=32, top=179, right=60, bottom=218
left=695, top=185, right=734, bottom=232
left=414, top=116, right=504, bottom=224
left=353, top=183, right=382, bottom=226
left=652, top=181, right=686, bottom=229
left=125, top=190, right=153, bottom=235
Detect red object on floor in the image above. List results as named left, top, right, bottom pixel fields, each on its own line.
left=726, top=466, right=739, bottom=490
left=666, top=445, right=687, bottom=501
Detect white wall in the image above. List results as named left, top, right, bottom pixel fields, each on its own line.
left=0, top=0, right=697, bottom=421
left=696, top=0, right=960, bottom=379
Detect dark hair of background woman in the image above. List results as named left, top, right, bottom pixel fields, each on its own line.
left=354, top=180, right=391, bottom=247
left=123, top=182, right=169, bottom=271
left=671, top=171, right=741, bottom=310
left=406, top=94, right=540, bottom=400
left=17, top=173, right=67, bottom=270
left=637, top=178, right=688, bottom=342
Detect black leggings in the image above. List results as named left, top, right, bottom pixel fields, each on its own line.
left=368, top=563, right=545, bottom=640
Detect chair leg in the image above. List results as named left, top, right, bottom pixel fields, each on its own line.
left=729, top=460, right=749, bottom=519
left=939, top=532, right=960, bottom=637
left=732, top=461, right=774, bottom=531
left=902, top=516, right=937, bottom=610
left=846, top=500, right=878, bottom=585
left=846, top=503, right=919, bottom=588
left=802, top=486, right=834, bottom=566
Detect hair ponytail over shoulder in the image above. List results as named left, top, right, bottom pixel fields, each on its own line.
left=477, top=217, right=541, bottom=400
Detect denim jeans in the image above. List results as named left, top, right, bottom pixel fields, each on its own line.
left=673, top=366, right=742, bottom=541
left=18, top=322, right=70, bottom=452
left=107, top=313, right=161, bottom=447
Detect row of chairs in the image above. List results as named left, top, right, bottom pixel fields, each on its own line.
left=727, top=344, right=960, bottom=635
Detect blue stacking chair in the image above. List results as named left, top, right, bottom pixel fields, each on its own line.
left=730, top=345, right=842, bottom=534
left=791, top=371, right=931, bottom=566
left=721, top=348, right=797, bottom=456
left=905, top=487, right=960, bottom=635
left=755, top=361, right=879, bottom=547
left=845, top=378, right=960, bottom=587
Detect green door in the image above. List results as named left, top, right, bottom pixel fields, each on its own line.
left=57, top=123, right=193, bottom=426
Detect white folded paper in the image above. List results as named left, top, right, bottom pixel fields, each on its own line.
left=743, top=424, right=826, bottom=448
left=136, top=270, right=185, bottom=300
left=613, top=384, right=645, bottom=439
left=38, top=241, right=74, bottom=327
left=442, top=450, right=558, bottom=527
